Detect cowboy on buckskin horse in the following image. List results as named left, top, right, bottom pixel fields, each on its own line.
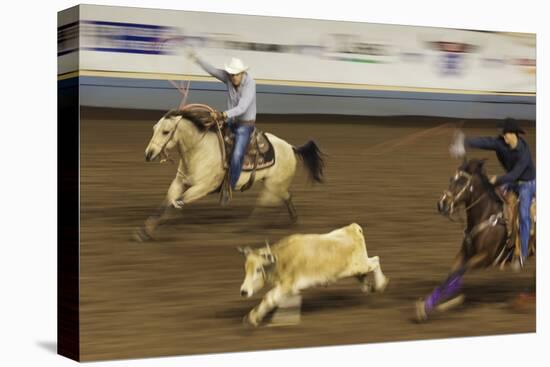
left=450, top=118, right=536, bottom=268
left=186, top=49, right=256, bottom=204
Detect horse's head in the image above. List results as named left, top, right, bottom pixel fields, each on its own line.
left=437, top=158, right=488, bottom=216
left=145, top=109, right=213, bottom=162
left=145, top=110, right=184, bottom=162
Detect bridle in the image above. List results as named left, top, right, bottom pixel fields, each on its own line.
left=442, top=170, right=504, bottom=246
left=156, top=104, right=225, bottom=164
left=442, top=171, right=473, bottom=215
left=156, top=117, right=182, bottom=163
left=151, top=117, right=205, bottom=164
left=441, top=170, right=488, bottom=218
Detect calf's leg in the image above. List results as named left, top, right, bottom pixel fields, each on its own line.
left=355, top=256, right=389, bottom=293
left=367, top=256, right=389, bottom=292
left=245, top=286, right=286, bottom=327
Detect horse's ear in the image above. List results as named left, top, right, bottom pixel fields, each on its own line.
left=459, top=155, right=468, bottom=171
left=477, top=158, right=488, bottom=171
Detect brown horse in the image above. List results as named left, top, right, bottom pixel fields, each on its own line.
left=416, top=158, right=532, bottom=321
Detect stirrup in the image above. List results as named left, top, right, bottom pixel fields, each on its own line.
left=219, top=171, right=232, bottom=205
left=220, top=185, right=232, bottom=206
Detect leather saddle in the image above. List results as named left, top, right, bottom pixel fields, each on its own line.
left=177, top=104, right=275, bottom=198
left=222, top=126, right=275, bottom=172
left=494, top=190, right=536, bottom=267
left=504, top=193, right=536, bottom=257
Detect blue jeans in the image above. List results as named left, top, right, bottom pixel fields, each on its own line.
left=517, top=180, right=536, bottom=259
left=230, top=124, right=254, bottom=189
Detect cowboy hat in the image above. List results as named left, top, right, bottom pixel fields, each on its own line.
left=224, top=57, right=249, bottom=74
left=498, top=118, right=525, bottom=135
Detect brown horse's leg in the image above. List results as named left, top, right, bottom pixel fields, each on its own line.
left=418, top=268, right=465, bottom=322
left=463, top=252, right=489, bottom=270
left=450, top=248, right=466, bottom=274
left=418, top=250, right=490, bottom=321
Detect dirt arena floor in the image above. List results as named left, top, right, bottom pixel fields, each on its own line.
left=79, top=107, right=536, bottom=361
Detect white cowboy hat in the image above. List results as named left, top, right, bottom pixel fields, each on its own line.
left=224, top=57, right=249, bottom=74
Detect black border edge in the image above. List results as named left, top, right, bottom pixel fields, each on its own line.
left=57, top=75, right=80, bottom=362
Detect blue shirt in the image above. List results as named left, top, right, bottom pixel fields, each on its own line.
left=465, top=136, right=536, bottom=185
left=196, top=57, right=257, bottom=122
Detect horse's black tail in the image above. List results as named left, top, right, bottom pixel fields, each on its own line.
left=293, top=140, right=325, bottom=183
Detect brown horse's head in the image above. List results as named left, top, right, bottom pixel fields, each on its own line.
left=437, top=158, right=488, bottom=216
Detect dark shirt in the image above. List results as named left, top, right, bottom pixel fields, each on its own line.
left=465, top=136, right=536, bottom=186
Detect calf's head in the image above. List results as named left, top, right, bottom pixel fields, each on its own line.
left=237, top=242, right=276, bottom=298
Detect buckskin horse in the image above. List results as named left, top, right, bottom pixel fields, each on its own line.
left=416, top=158, right=535, bottom=321
left=134, top=105, right=325, bottom=241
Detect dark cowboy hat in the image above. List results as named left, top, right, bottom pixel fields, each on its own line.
left=498, top=118, right=525, bottom=135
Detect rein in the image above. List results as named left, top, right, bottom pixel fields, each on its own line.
left=442, top=171, right=473, bottom=217
left=159, top=104, right=227, bottom=169
left=464, top=192, right=488, bottom=212
left=157, top=117, right=182, bottom=164
left=181, top=104, right=227, bottom=169
left=443, top=170, right=505, bottom=245
left=157, top=117, right=206, bottom=163
left=467, top=212, right=503, bottom=240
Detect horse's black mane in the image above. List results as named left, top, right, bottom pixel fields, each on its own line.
left=478, top=172, right=503, bottom=203
left=163, top=109, right=211, bottom=132
left=460, top=159, right=503, bottom=203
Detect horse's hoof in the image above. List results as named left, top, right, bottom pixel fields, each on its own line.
left=172, top=199, right=185, bottom=209
left=360, top=282, right=373, bottom=294
left=242, top=314, right=259, bottom=328
left=435, top=294, right=465, bottom=312
left=374, top=277, right=390, bottom=293
left=415, top=299, right=428, bottom=322
left=132, top=227, right=153, bottom=242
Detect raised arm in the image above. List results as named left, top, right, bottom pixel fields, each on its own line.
left=465, top=136, right=498, bottom=151
left=187, top=50, right=228, bottom=82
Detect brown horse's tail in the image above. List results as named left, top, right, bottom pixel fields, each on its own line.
left=293, top=140, right=325, bottom=183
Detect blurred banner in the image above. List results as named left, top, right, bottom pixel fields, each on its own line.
left=58, top=5, right=535, bottom=118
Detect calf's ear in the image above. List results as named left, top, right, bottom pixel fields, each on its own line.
left=237, top=246, right=252, bottom=256
left=262, top=239, right=275, bottom=263
left=263, top=253, right=276, bottom=264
